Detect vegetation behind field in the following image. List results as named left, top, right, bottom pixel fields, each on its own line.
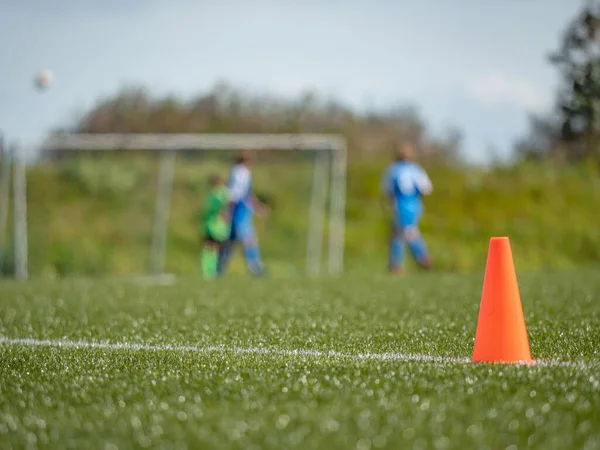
left=1, top=154, right=599, bottom=278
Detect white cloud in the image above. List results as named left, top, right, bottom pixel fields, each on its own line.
left=466, top=72, right=552, bottom=113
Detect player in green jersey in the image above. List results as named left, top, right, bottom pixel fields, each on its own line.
left=198, top=174, right=231, bottom=280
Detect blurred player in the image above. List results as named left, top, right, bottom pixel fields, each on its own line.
left=198, top=174, right=230, bottom=280
left=381, top=143, right=434, bottom=274
left=217, top=151, right=268, bottom=277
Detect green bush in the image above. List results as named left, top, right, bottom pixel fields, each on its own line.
left=59, top=159, right=144, bottom=197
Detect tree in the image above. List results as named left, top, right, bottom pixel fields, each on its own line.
left=53, top=83, right=462, bottom=163
left=550, top=0, right=600, bottom=161
left=515, top=112, right=561, bottom=162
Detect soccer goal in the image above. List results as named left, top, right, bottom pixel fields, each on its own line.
left=2, top=133, right=347, bottom=280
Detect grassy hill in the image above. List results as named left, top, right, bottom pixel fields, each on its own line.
left=2, top=155, right=599, bottom=278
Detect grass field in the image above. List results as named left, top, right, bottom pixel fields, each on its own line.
left=1, top=269, right=599, bottom=449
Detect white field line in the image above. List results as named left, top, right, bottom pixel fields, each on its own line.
left=0, top=336, right=595, bottom=369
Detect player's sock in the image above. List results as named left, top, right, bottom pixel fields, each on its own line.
left=389, top=236, right=404, bottom=272
left=217, top=241, right=233, bottom=276
left=201, top=247, right=218, bottom=280
left=244, top=244, right=265, bottom=277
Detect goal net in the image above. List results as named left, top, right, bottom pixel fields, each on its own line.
left=0, top=134, right=346, bottom=280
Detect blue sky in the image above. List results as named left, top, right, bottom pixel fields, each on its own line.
left=0, top=0, right=583, bottom=163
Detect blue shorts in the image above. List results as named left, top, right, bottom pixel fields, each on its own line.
left=229, top=218, right=256, bottom=243
left=393, top=208, right=422, bottom=233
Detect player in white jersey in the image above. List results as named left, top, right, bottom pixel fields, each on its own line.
left=381, top=144, right=434, bottom=274
left=217, top=151, right=268, bottom=277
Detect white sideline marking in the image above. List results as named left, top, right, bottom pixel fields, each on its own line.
left=0, top=337, right=595, bottom=369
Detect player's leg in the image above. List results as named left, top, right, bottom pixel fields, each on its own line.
left=402, top=221, right=433, bottom=269
left=201, top=238, right=220, bottom=280
left=217, top=225, right=236, bottom=276
left=202, top=216, right=231, bottom=280
left=388, top=217, right=405, bottom=274
left=238, top=220, right=265, bottom=277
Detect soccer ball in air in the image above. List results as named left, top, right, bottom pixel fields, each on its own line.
left=34, top=70, right=53, bottom=90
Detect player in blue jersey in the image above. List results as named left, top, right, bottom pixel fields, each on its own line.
left=381, top=144, right=433, bottom=274
left=217, top=151, right=268, bottom=277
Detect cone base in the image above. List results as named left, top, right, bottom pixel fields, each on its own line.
left=472, top=357, right=535, bottom=365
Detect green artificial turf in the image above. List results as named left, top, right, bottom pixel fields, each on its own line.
left=1, top=269, right=599, bottom=449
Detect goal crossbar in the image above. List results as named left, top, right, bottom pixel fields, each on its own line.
left=7, top=133, right=347, bottom=280
left=42, top=133, right=346, bottom=152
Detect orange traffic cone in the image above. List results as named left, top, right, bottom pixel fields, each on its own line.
left=472, top=237, right=533, bottom=364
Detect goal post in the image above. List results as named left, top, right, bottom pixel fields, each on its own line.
left=0, top=140, right=13, bottom=277
left=11, top=133, right=347, bottom=279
